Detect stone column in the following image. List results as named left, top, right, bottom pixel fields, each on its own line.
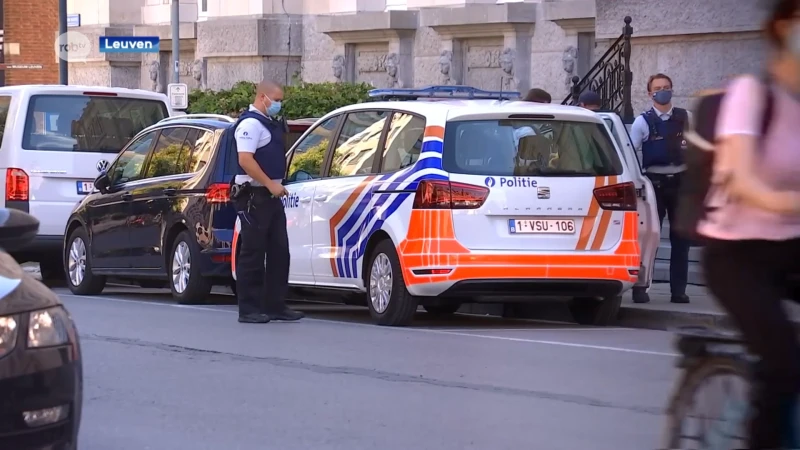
left=387, top=31, right=414, bottom=88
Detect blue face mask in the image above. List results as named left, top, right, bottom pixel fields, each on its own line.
left=267, top=100, right=282, bottom=117
left=652, top=90, right=673, bottom=106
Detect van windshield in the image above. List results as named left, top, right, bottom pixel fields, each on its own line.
left=441, top=119, right=623, bottom=177
left=22, top=94, right=168, bottom=153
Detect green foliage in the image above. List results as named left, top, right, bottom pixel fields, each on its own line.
left=145, top=144, right=198, bottom=178
left=187, top=81, right=373, bottom=120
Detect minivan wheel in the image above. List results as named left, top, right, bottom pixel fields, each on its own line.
left=569, top=295, right=622, bottom=326
left=169, top=230, right=211, bottom=305
left=365, top=239, right=418, bottom=326
left=65, top=228, right=106, bottom=295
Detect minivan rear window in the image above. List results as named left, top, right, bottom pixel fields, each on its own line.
left=22, top=94, right=168, bottom=153
left=442, top=119, right=623, bottom=177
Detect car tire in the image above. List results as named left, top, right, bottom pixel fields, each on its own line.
left=169, top=230, right=211, bottom=305
left=423, top=304, right=461, bottom=316
left=365, top=239, right=418, bottom=326
left=569, top=295, right=622, bottom=326
left=65, top=228, right=106, bottom=295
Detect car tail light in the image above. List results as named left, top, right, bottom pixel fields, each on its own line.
left=412, top=180, right=489, bottom=210
left=593, top=182, right=637, bottom=211
left=82, top=91, right=117, bottom=96
left=5, top=168, right=29, bottom=202
left=206, top=183, right=230, bottom=204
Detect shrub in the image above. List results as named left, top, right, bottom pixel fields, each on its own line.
left=187, top=81, right=373, bottom=120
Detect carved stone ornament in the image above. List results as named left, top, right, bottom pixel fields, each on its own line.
left=385, top=52, right=402, bottom=88
left=332, top=54, right=345, bottom=80
left=439, top=50, right=453, bottom=84
left=191, top=59, right=206, bottom=89
left=562, top=46, right=578, bottom=91
left=148, top=60, right=161, bottom=92
left=500, top=48, right=514, bottom=76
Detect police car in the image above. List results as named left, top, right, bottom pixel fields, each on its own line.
left=231, top=86, right=660, bottom=326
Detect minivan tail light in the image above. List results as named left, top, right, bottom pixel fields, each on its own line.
left=412, top=180, right=489, bottom=210
left=5, top=168, right=29, bottom=202
left=593, top=181, right=637, bottom=211
left=206, top=183, right=230, bottom=203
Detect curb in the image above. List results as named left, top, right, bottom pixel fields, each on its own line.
left=615, top=306, right=737, bottom=332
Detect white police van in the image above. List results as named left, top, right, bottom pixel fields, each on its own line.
left=232, top=86, right=659, bottom=327
left=0, top=85, right=173, bottom=280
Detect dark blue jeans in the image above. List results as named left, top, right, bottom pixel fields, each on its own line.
left=647, top=172, right=690, bottom=296
left=703, top=238, right=800, bottom=448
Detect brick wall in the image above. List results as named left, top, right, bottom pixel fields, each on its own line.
left=3, top=0, right=59, bottom=85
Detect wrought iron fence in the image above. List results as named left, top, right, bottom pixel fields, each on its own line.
left=562, top=16, right=634, bottom=123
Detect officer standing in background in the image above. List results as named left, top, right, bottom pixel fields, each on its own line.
left=577, top=91, right=602, bottom=111
left=233, top=80, right=305, bottom=323
left=629, top=73, right=692, bottom=304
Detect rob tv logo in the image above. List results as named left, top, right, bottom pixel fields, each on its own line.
left=99, top=36, right=160, bottom=53
left=54, top=31, right=92, bottom=62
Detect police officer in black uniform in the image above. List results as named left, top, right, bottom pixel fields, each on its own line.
left=233, top=80, right=304, bottom=323
left=630, top=73, right=691, bottom=304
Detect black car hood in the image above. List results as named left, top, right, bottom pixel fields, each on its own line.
left=0, top=252, right=60, bottom=315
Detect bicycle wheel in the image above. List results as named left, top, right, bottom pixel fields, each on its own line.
left=662, top=356, right=751, bottom=449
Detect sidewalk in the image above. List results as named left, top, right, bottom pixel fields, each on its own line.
left=618, top=283, right=800, bottom=331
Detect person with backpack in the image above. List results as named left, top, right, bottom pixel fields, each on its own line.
left=231, top=80, right=305, bottom=324
left=679, top=0, right=800, bottom=446
left=629, top=73, right=692, bottom=304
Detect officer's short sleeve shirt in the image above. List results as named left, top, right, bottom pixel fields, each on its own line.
left=234, top=105, right=273, bottom=185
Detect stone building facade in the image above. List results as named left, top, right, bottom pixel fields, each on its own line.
left=66, top=0, right=766, bottom=114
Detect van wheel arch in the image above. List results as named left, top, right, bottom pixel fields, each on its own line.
left=361, top=230, right=393, bottom=287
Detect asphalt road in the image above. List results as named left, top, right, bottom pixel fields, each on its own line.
left=57, top=288, right=682, bottom=450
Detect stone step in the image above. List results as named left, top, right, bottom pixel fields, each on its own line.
left=653, top=260, right=705, bottom=285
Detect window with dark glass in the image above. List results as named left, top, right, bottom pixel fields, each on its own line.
left=329, top=111, right=390, bottom=178
left=380, top=113, right=425, bottom=173
left=143, top=127, right=190, bottom=179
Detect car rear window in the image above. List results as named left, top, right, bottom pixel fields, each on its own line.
left=22, top=94, right=168, bottom=153
left=442, top=119, right=623, bottom=177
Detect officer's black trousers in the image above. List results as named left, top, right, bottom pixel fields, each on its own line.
left=647, top=172, right=690, bottom=296
left=236, top=192, right=290, bottom=316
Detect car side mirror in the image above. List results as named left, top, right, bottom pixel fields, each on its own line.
left=0, top=209, right=39, bottom=252
left=94, top=172, right=110, bottom=194
left=287, top=170, right=311, bottom=183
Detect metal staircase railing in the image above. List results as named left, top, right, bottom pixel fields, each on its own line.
left=562, top=16, right=634, bottom=123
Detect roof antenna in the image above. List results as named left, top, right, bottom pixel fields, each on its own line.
left=499, top=77, right=504, bottom=102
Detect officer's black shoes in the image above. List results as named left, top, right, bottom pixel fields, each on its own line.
left=268, top=308, right=305, bottom=321
left=238, top=313, right=271, bottom=323
left=670, top=294, right=690, bottom=304
left=631, top=287, right=651, bottom=304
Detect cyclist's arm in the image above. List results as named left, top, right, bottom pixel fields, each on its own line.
left=716, top=75, right=800, bottom=214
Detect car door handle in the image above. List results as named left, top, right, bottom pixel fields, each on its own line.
left=121, top=192, right=132, bottom=201
left=313, top=195, right=328, bottom=202
left=163, top=188, right=177, bottom=196
left=299, top=196, right=312, bottom=203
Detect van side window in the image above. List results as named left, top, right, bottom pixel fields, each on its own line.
left=286, top=115, right=340, bottom=183
left=0, top=96, right=10, bottom=146
left=380, top=113, right=425, bottom=173
left=328, top=111, right=389, bottom=178
left=143, top=127, right=190, bottom=179
left=22, top=95, right=168, bottom=153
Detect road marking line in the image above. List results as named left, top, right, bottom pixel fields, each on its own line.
left=59, top=293, right=676, bottom=357
left=428, top=327, right=628, bottom=332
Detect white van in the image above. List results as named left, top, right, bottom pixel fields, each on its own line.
left=0, top=85, right=174, bottom=280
